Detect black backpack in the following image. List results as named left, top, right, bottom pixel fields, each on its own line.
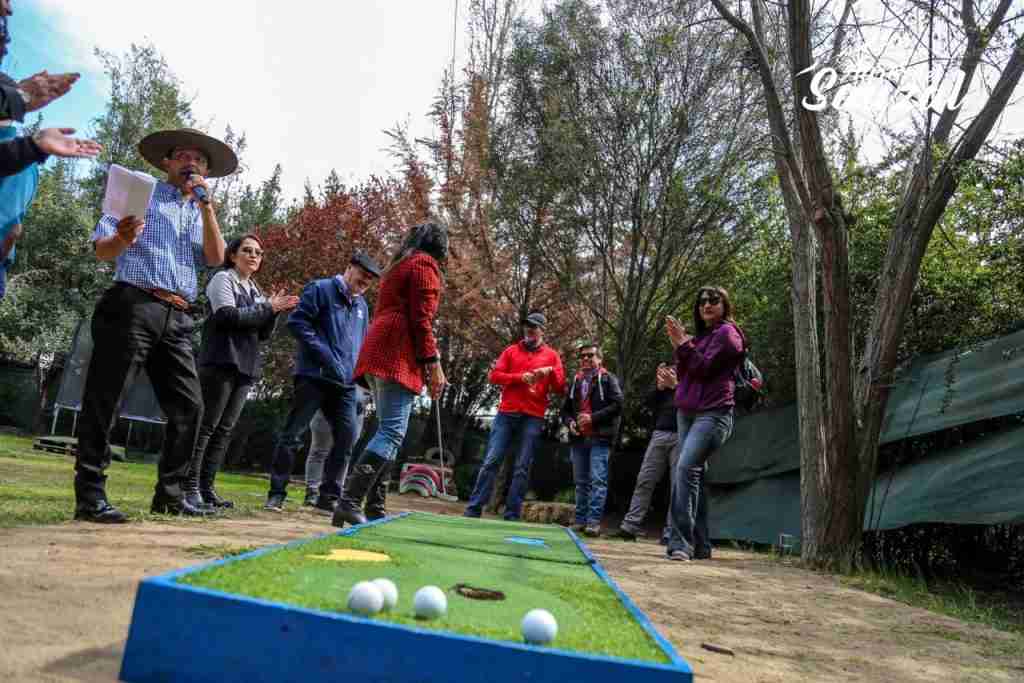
left=733, top=327, right=765, bottom=411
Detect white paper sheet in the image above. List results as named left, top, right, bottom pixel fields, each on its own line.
left=101, top=164, right=156, bottom=221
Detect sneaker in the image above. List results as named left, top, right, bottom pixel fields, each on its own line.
left=302, top=490, right=318, bottom=508
left=583, top=525, right=601, bottom=538
left=611, top=527, right=637, bottom=541
left=667, top=550, right=691, bottom=562
left=264, top=493, right=286, bottom=512
left=74, top=500, right=128, bottom=524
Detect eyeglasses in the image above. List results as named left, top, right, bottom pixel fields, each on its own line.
left=170, top=150, right=209, bottom=166
left=698, top=294, right=721, bottom=306
left=240, top=246, right=264, bottom=257
left=578, top=352, right=597, bottom=359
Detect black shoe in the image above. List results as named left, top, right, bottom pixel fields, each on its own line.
left=264, top=493, right=286, bottom=512
left=184, top=491, right=212, bottom=510
left=659, top=536, right=669, bottom=546
left=151, top=496, right=215, bottom=517
left=74, top=500, right=128, bottom=524
left=200, top=489, right=234, bottom=509
left=611, top=527, right=637, bottom=541
left=303, top=490, right=318, bottom=508
left=313, top=498, right=337, bottom=517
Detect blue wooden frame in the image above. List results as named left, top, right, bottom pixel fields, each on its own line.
left=120, top=514, right=693, bottom=682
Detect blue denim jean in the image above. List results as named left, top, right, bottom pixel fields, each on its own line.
left=463, top=412, right=544, bottom=520
left=666, top=408, right=733, bottom=558
left=304, top=399, right=367, bottom=495
left=269, top=377, right=358, bottom=501
left=570, top=441, right=611, bottom=527
left=362, top=375, right=415, bottom=461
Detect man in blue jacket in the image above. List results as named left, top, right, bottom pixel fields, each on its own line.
left=265, top=251, right=381, bottom=515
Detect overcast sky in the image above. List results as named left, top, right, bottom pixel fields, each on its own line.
left=8, top=1, right=1023, bottom=204
left=12, top=1, right=472, bottom=201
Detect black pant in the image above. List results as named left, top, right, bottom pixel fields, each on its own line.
left=75, top=284, right=204, bottom=503
left=268, top=376, right=358, bottom=502
left=189, top=365, right=252, bottom=491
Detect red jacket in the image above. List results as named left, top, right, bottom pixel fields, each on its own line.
left=355, top=252, right=442, bottom=394
left=490, top=341, right=566, bottom=418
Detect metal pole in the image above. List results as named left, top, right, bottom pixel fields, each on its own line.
left=434, top=393, right=446, bottom=497
left=51, top=406, right=59, bottom=435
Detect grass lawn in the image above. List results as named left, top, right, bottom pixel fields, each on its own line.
left=179, top=513, right=671, bottom=663
left=0, top=433, right=294, bottom=526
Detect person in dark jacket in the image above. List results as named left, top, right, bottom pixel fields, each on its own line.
left=664, top=286, right=745, bottom=562
left=612, top=362, right=679, bottom=542
left=560, top=342, right=623, bottom=537
left=264, top=250, right=382, bottom=515
left=186, top=234, right=298, bottom=509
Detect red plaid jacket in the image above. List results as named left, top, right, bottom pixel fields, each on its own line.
left=354, top=251, right=442, bottom=394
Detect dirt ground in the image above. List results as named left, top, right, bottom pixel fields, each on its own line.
left=1, top=494, right=1020, bottom=682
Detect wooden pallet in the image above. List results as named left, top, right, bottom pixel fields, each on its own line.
left=33, top=436, right=78, bottom=456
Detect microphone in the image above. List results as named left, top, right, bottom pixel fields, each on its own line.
left=183, top=170, right=209, bottom=204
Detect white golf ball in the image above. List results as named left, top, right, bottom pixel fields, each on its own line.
left=371, top=578, right=399, bottom=611
left=413, top=585, right=447, bottom=619
left=521, top=609, right=558, bottom=645
left=347, top=581, right=384, bottom=616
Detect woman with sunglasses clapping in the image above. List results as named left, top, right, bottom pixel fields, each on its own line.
left=185, top=234, right=299, bottom=509
left=663, top=286, right=746, bottom=562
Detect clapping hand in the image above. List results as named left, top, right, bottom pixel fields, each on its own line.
left=666, top=315, right=691, bottom=348
left=19, top=71, right=79, bottom=112
left=268, top=289, right=300, bottom=313
left=33, top=128, right=102, bottom=159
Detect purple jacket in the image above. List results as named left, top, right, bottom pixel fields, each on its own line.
left=674, top=321, right=745, bottom=413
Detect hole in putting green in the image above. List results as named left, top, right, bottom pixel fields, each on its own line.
left=453, top=583, right=506, bottom=600
left=306, top=549, right=391, bottom=562
left=504, top=536, right=549, bottom=548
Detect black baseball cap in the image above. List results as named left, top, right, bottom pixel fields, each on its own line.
left=350, top=250, right=382, bottom=278
left=521, top=311, right=546, bottom=328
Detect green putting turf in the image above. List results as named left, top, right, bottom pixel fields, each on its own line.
left=178, top=513, right=670, bottom=664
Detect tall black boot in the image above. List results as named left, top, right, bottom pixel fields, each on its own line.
left=332, top=451, right=387, bottom=528
left=364, top=461, right=393, bottom=521
left=199, top=446, right=234, bottom=509
left=184, top=455, right=207, bottom=510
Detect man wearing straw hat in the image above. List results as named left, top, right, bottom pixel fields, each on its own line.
left=73, top=128, right=236, bottom=523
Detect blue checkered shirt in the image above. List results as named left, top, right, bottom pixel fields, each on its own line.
left=91, top=181, right=208, bottom=302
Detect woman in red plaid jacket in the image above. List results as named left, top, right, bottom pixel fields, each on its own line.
left=332, top=222, right=448, bottom=528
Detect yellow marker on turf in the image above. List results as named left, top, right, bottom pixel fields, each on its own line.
left=306, top=549, right=391, bottom=563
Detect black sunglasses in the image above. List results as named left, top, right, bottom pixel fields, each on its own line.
left=578, top=351, right=597, bottom=359
left=698, top=293, right=721, bottom=306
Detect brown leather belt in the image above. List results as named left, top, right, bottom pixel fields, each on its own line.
left=143, top=287, right=190, bottom=312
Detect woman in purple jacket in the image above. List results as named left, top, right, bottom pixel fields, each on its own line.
left=664, top=286, right=745, bottom=562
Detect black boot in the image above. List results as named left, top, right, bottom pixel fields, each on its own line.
left=364, top=462, right=393, bottom=521
left=332, top=451, right=387, bottom=528
left=199, top=452, right=233, bottom=509
left=184, top=454, right=209, bottom=510
left=151, top=494, right=215, bottom=517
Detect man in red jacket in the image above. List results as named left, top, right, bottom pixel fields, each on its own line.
left=463, top=311, right=566, bottom=521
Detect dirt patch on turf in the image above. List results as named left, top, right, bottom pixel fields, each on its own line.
left=1, top=497, right=1021, bottom=682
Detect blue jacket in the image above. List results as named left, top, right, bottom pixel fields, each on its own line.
left=288, top=275, right=368, bottom=387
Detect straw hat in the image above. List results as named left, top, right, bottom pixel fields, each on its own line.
left=138, top=128, right=238, bottom=177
